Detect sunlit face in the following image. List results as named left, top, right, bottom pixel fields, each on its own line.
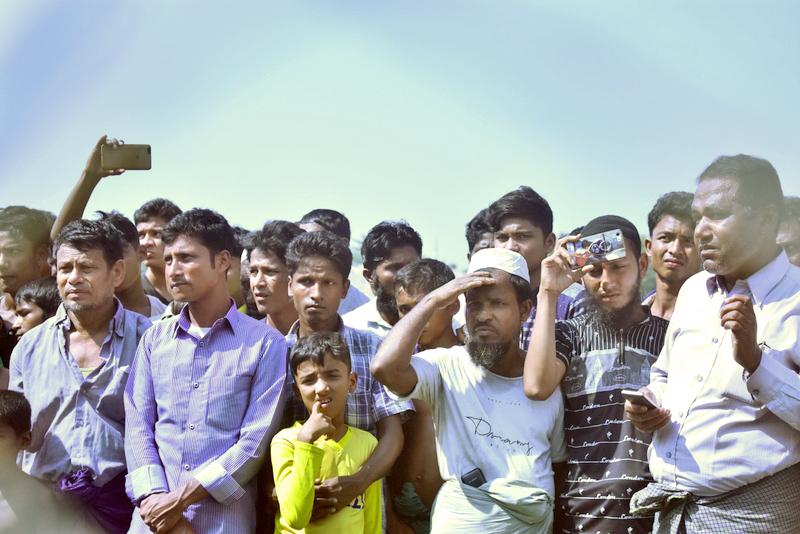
left=465, top=274, right=528, bottom=346
left=395, top=286, right=453, bottom=348
left=582, top=244, right=647, bottom=312
left=249, top=247, right=293, bottom=316
left=777, top=219, right=800, bottom=267
left=0, top=231, right=49, bottom=296
left=646, top=215, right=701, bottom=284
left=55, top=245, right=124, bottom=314
left=164, top=236, right=230, bottom=303
left=294, top=353, right=356, bottom=419
left=11, top=299, right=45, bottom=337
left=493, top=217, right=554, bottom=283
left=290, top=256, right=349, bottom=330
left=137, top=218, right=168, bottom=270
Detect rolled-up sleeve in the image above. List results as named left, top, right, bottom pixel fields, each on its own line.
left=193, top=334, right=288, bottom=504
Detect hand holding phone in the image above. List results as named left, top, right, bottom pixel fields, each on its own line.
left=565, top=229, right=626, bottom=269
left=621, top=389, right=660, bottom=410
left=101, top=143, right=151, bottom=170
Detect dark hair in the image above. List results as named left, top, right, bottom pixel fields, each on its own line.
left=486, top=186, right=553, bottom=236
left=230, top=226, right=249, bottom=258
left=646, top=192, right=695, bottom=235
left=361, top=221, right=423, bottom=273
left=0, top=390, right=31, bottom=436
left=53, top=219, right=124, bottom=267
left=14, top=277, right=61, bottom=318
left=162, top=209, right=236, bottom=259
left=286, top=231, right=352, bottom=280
left=465, top=209, right=492, bottom=253
left=247, top=221, right=306, bottom=264
left=698, top=155, right=784, bottom=222
left=471, top=267, right=532, bottom=305
left=299, top=209, right=351, bottom=241
left=96, top=211, right=138, bottom=248
left=395, top=259, right=455, bottom=296
left=782, top=196, right=800, bottom=224
left=290, top=331, right=351, bottom=376
left=0, top=206, right=56, bottom=249
left=133, top=198, right=182, bottom=225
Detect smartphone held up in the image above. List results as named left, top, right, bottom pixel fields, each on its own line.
left=565, top=229, right=626, bottom=269
left=101, top=144, right=152, bottom=171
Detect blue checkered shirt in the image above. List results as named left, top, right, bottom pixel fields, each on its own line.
left=520, top=282, right=588, bottom=352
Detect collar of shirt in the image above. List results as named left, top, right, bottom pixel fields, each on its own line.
left=173, top=299, right=241, bottom=339
left=363, top=298, right=391, bottom=330
left=705, top=250, right=790, bottom=306
left=52, top=298, right=127, bottom=355
left=286, top=315, right=346, bottom=345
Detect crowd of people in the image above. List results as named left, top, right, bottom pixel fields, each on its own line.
left=0, top=136, right=798, bottom=534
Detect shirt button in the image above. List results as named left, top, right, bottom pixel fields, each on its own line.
left=695, top=375, right=703, bottom=382
left=192, top=382, right=199, bottom=389
left=666, top=452, right=672, bottom=459
left=753, top=389, right=760, bottom=396
left=189, top=424, right=195, bottom=430
left=712, top=337, right=719, bottom=344
left=199, top=341, right=204, bottom=347
left=183, top=464, right=191, bottom=471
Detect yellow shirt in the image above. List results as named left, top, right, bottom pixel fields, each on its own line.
left=271, top=422, right=381, bottom=533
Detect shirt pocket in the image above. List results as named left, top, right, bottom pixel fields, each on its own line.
left=97, top=364, right=131, bottom=424
left=206, top=375, right=253, bottom=431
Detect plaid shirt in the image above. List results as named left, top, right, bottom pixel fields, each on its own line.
left=520, top=282, right=587, bottom=352
left=286, top=318, right=413, bottom=433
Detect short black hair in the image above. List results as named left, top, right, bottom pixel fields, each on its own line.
left=698, top=155, right=784, bottom=222
left=0, top=206, right=56, bottom=249
left=96, top=211, right=138, bottom=248
left=134, top=198, right=182, bottom=225
left=0, top=390, right=31, bottom=436
left=361, top=221, right=423, bottom=273
left=14, top=277, right=61, bottom=318
left=162, top=208, right=236, bottom=259
left=230, top=226, right=249, bottom=258
left=395, top=259, right=455, bottom=296
left=286, top=231, right=352, bottom=280
left=299, top=209, right=351, bottom=241
left=53, top=219, right=125, bottom=267
left=290, top=331, right=351, bottom=376
left=782, top=196, right=800, bottom=224
left=486, top=186, right=553, bottom=236
left=247, top=221, right=306, bottom=264
left=646, top=192, right=695, bottom=235
left=465, top=209, right=492, bottom=253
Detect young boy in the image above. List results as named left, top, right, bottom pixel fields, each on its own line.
left=11, top=278, right=60, bottom=338
left=272, top=332, right=381, bottom=533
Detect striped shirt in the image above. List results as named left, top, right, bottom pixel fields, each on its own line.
left=125, top=301, right=288, bottom=534
left=554, top=310, right=668, bottom=534
left=286, top=319, right=413, bottom=433
left=9, top=299, right=151, bottom=486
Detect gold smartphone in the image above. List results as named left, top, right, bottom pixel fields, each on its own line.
left=101, top=144, right=152, bottom=170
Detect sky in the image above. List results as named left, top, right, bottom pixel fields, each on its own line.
left=1, top=1, right=798, bottom=270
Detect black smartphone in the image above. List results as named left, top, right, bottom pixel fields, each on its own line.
left=461, top=467, right=487, bottom=488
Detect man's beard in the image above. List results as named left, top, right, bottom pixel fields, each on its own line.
left=63, top=300, right=98, bottom=314
left=585, top=283, right=644, bottom=330
left=371, top=277, right=399, bottom=325
left=465, top=335, right=510, bottom=370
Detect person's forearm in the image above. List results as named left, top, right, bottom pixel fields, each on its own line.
left=523, top=289, right=562, bottom=400
left=176, top=478, right=210, bottom=510
left=51, top=171, right=101, bottom=241
left=353, top=415, right=404, bottom=489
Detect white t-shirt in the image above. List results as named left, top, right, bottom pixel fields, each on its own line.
left=388, top=346, right=566, bottom=501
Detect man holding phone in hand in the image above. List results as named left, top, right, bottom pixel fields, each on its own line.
left=626, top=155, right=800, bottom=533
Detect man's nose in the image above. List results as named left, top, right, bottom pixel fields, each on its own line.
left=499, top=239, right=520, bottom=252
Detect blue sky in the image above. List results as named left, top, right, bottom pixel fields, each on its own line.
left=1, top=1, right=797, bottom=269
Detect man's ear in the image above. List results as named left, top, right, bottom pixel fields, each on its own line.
left=362, top=268, right=372, bottom=284
left=638, top=252, right=649, bottom=279
left=349, top=371, right=358, bottom=393
left=519, top=297, right=533, bottom=323
left=136, top=244, right=146, bottom=263
left=111, top=258, right=126, bottom=289
left=287, top=276, right=294, bottom=298
left=215, top=250, right=232, bottom=274
left=35, top=245, right=50, bottom=276
left=545, top=232, right=557, bottom=254
left=341, top=278, right=350, bottom=300
left=446, top=299, right=460, bottom=317
left=644, top=238, right=653, bottom=258
left=19, top=430, right=32, bottom=450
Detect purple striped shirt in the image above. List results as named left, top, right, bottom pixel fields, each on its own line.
left=124, top=301, right=287, bottom=534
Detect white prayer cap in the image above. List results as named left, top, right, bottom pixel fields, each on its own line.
left=467, top=248, right=530, bottom=283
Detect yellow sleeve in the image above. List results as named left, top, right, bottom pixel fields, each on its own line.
left=362, top=475, right=383, bottom=534
left=271, top=433, right=324, bottom=530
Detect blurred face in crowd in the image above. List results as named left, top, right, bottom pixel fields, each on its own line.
left=366, top=245, right=420, bottom=324
left=464, top=272, right=530, bottom=369
left=645, top=215, right=701, bottom=285
left=493, top=217, right=555, bottom=284
left=137, top=217, right=169, bottom=270
left=164, top=236, right=230, bottom=303
left=777, top=218, right=800, bottom=267
left=249, top=247, right=293, bottom=316
left=469, top=231, right=494, bottom=259
left=0, top=423, right=30, bottom=464
left=692, top=177, right=775, bottom=283
left=395, top=285, right=455, bottom=348
left=0, top=231, right=50, bottom=296
left=118, top=242, right=145, bottom=293
left=290, top=256, right=349, bottom=331
left=582, top=239, right=648, bottom=327
left=11, top=299, right=46, bottom=337
left=56, top=245, right=124, bottom=315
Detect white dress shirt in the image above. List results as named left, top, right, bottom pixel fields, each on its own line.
left=648, top=251, right=800, bottom=496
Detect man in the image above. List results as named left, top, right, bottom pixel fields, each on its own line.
left=390, top=259, right=459, bottom=533
left=643, top=192, right=702, bottom=320
left=0, top=206, right=55, bottom=367
left=284, top=230, right=412, bottom=528
left=134, top=197, right=182, bottom=304
left=246, top=220, right=305, bottom=335
left=626, top=155, right=800, bottom=532
left=124, top=209, right=287, bottom=534
left=523, top=215, right=669, bottom=533
left=10, top=219, right=151, bottom=533
left=465, top=208, right=493, bottom=260
left=777, top=195, right=800, bottom=267
left=344, top=221, right=422, bottom=338
left=297, top=208, right=370, bottom=314
left=372, top=248, right=566, bottom=533
left=486, top=186, right=583, bottom=351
